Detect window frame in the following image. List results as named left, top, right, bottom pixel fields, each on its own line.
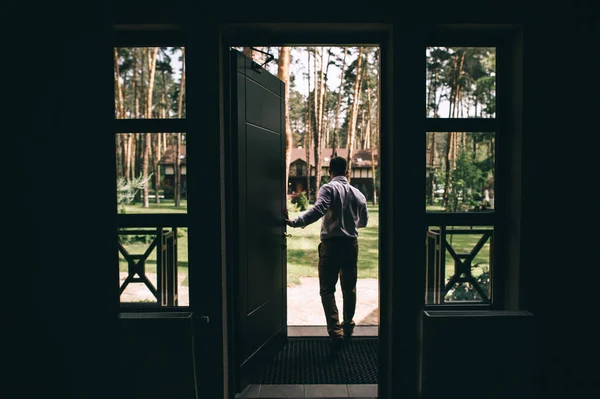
left=113, top=27, right=190, bottom=309
left=424, top=26, right=520, bottom=310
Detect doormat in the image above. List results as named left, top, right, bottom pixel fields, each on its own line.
left=254, top=337, right=378, bottom=384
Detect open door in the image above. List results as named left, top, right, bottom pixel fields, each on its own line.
left=227, top=48, right=288, bottom=394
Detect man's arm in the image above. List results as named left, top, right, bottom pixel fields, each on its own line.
left=358, top=200, right=368, bottom=228
left=289, top=186, right=332, bottom=228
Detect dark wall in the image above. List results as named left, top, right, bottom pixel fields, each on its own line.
left=8, top=1, right=118, bottom=398
left=8, top=0, right=596, bottom=398
left=521, top=2, right=596, bottom=397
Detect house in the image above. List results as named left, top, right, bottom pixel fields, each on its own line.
left=288, top=147, right=379, bottom=199
left=158, top=145, right=384, bottom=200
left=157, top=145, right=187, bottom=199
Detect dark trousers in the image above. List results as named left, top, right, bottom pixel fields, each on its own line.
left=318, top=236, right=359, bottom=339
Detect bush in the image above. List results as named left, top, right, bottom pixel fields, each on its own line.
left=447, top=267, right=490, bottom=301
left=290, top=192, right=308, bottom=211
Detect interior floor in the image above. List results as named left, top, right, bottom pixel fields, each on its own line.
left=237, top=383, right=377, bottom=398
left=288, top=326, right=378, bottom=337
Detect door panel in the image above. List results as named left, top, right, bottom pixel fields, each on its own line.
left=229, top=49, right=287, bottom=393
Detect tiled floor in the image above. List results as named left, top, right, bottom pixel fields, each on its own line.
left=236, top=383, right=377, bottom=398
left=287, top=325, right=378, bottom=337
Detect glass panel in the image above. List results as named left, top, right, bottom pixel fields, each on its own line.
left=118, top=228, right=189, bottom=306
left=425, top=226, right=493, bottom=305
left=116, top=133, right=187, bottom=214
left=425, top=132, right=495, bottom=212
left=426, top=47, right=496, bottom=118
left=114, top=47, right=186, bottom=119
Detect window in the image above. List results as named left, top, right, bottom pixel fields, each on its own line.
left=425, top=40, right=502, bottom=308
left=114, top=40, right=189, bottom=307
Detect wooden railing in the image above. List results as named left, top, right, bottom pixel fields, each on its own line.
left=425, top=212, right=495, bottom=307
left=118, top=227, right=179, bottom=307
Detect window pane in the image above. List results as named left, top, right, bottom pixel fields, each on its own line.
left=116, top=133, right=187, bottom=214
left=426, top=47, right=496, bottom=118
left=426, top=132, right=495, bottom=212
left=118, top=228, right=189, bottom=306
left=425, top=226, right=493, bottom=305
left=114, top=47, right=186, bottom=119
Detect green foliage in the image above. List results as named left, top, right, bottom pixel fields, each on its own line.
left=118, top=231, right=155, bottom=245
left=446, top=267, right=490, bottom=301
left=291, top=191, right=309, bottom=211
left=428, top=131, right=494, bottom=212
left=116, top=173, right=153, bottom=213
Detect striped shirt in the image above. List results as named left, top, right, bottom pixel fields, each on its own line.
left=290, top=176, right=368, bottom=240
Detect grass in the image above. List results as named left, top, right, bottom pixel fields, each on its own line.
left=118, top=201, right=490, bottom=289
left=119, top=199, right=188, bottom=214
left=286, top=203, right=380, bottom=286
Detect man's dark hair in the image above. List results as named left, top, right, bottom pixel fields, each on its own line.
left=329, top=156, right=347, bottom=176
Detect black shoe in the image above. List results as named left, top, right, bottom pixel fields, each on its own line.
left=343, top=327, right=354, bottom=340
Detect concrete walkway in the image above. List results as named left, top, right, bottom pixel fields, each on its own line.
left=287, top=277, right=379, bottom=326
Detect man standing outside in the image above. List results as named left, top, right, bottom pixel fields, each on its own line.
left=285, top=156, right=368, bottom=351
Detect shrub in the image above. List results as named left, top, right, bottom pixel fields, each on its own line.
left=290, top=191, right=308, bottom=211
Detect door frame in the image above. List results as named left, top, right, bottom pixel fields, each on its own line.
left=218, top=23, right=421, bottom=399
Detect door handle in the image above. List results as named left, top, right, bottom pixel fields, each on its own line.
left=283, top=233, right=292, bottom=238
left=194, top=315, right=210, bottom=325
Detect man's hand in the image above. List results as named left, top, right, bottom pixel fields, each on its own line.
left=284, top=209, right=293, bottom=227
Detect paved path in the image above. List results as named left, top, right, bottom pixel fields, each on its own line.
left=287, top=277, right=379, bottom=326
left=120, top=274, right=379, bottom=326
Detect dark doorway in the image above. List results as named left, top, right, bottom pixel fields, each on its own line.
left=222, top=30, right=386, bottom=399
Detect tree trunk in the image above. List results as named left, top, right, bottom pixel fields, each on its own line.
left=140, top=48, right=146, bottom=120
left=114, top=48, right=125, bottom=118
left=429, top=133, right=437, bottom=205
left=153, top=134, right=160, bottom=204
left=133, top=48, right=139, bottom=119
left=277, top=47, right=292, bottom=195
left=346, top=47, right=364, bottom=183
left=374, top=51, right=380, bottom=204
left=331, top=47, right=347, bottom=157
left=142, top=133, right=150, bottom=207
left=148, top=48, right=159, bottom=204
left=141, top=48, right=158, bottom=207
left=443, top=132, right=452, bottom=208
left=175, top=48, right=185, bottom=207
left=318, top=48, right=330, bottom=145
left=312, top=48, right=321, bottom=196
left=364, top=84, right=377, bottom=205
left=128, top=134, right=135, bottom=182
left=305, top=48, right=312, bottom=200
left=147, top=47, right=158, bottom=118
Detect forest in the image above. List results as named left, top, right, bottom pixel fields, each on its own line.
left=113, top=45, right=496, bottom=213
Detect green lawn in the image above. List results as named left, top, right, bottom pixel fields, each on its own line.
left=286, top=204, right=380, bottom=286
left=119, top=199, right=187, bottom=214
left=118, top=201, right=489, bottom=288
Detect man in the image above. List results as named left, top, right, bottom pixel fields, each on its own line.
left=285, top=156, right=368, bottom=351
